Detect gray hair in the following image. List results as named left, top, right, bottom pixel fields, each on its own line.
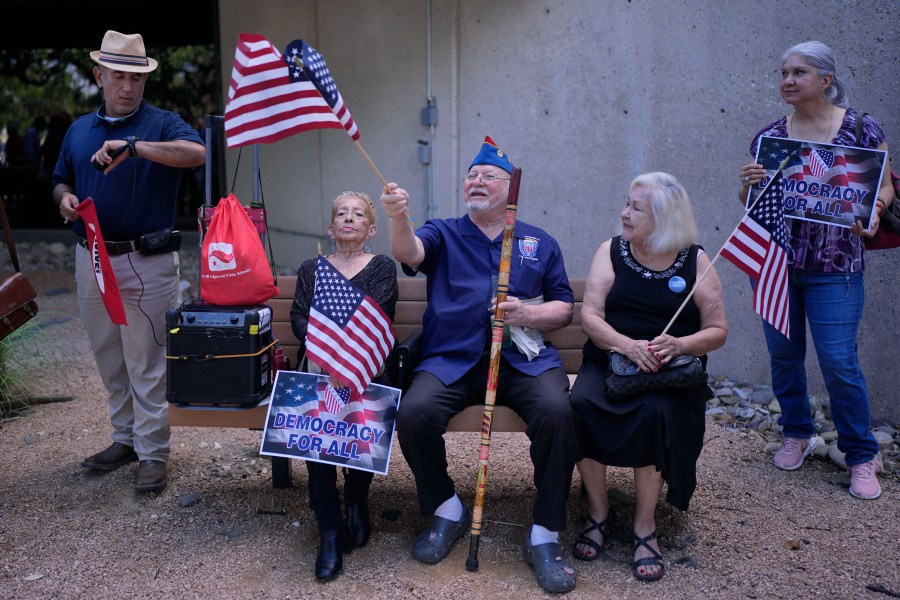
left=627, top=172, right=698, bottom=254
left=782, top=41, right=849, bottom=107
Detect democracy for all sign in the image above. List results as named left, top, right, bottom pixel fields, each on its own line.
left=750, top=136, right=888, bottom=229
left=260, top=371, right=401, bottom=475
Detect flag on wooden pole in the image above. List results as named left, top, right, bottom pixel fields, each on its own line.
left=721, top=172, right=791, bottom=338
left=224, top=33, right=359, bottom=147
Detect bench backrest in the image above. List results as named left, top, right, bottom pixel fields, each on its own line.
left=269, top=275, right=587, bottom=374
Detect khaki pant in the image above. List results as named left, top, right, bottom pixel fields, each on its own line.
left=75, top=245, right=178, bottom=462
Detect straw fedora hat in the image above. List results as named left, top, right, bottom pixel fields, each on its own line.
left=90, top=30, right=158, bottom=73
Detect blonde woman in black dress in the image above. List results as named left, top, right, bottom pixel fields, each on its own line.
left=570, top=173, right=727, bottom=582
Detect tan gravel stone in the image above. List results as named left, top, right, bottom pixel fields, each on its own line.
left=1, top=271, right=898, bottom=599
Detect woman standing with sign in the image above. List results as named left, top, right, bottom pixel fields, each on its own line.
left=289, top=191, right=398, bottom=581
left=738, top=41, right=893, bottom=499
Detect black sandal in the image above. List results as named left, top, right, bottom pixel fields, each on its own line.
left=632, top=530, right=665, bottom=582
left=572, top=506, right=615, bottom=561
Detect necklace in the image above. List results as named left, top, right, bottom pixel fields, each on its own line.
left=787, top=103, right=835, bottom=142
left=619, top=238, right=689, bottom=280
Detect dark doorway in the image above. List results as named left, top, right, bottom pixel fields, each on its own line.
left=0, top=0, right=224, bottom=230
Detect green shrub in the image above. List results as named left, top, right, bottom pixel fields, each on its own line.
left=0, top=317, right=60, bottom=418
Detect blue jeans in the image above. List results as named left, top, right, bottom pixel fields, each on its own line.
left=760, top=268, right=878, bottom=467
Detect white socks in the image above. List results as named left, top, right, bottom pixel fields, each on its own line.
left=434, top=494, right=464, bottom=521
left=434, top=497, right=557, bottom=544
left=530, top=524, right=559, bottom=546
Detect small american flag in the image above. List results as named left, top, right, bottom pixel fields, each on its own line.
left=224, top=33, right=359, bottom=147
left=306, top=257, right=395, bottom=399
left=323, top=383, right=351, bottom=415
left=808, top=147, right=834, bottom=178
left=721, top=172, right=791, bottom=339
left=284, top=40, right=359, bottom=140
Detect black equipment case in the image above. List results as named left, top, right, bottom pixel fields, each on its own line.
left=166, top=303, right=275, bottom=407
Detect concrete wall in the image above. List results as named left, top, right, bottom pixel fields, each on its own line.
left=217, top=0, right=900, bottom=419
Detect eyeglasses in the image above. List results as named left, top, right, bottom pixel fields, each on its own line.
left=464, top=173, right=510, bottom=184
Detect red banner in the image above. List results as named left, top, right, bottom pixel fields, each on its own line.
left=74, top=198, right=127, bottom=325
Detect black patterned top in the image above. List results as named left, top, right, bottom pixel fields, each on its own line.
left=584, top=236, right=701, bottom=361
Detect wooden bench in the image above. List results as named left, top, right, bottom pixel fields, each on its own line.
left=169, top=275, right=587, bottom=485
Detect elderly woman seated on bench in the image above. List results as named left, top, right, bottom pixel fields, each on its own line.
left=288, top=191, right=398, bottom=582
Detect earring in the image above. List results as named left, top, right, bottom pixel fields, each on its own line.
left=364, top=242, right=372, bottom=253
left=330, top=239, right=336, bottom=254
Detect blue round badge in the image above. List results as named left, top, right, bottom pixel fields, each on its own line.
left=668, top=276, right=687, bottom=293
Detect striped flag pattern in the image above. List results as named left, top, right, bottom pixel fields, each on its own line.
left=284, top=39, right=358, bottom=140
left=306, top=257, right=395, bottom=399
left=721, top=173, right=791, bottom=339
left=224, top=33, right=359, bottom=147
left=795, top=145, right=882, bottom=196
left=323, top=383, right=351, bottom=415
left=807, top=147, right=834, bottom=179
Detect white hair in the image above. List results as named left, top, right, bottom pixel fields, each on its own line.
left=628, top=172, right=698, bottom=254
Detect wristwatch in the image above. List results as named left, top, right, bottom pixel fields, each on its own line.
left=125, top=135, right=139, bottom=158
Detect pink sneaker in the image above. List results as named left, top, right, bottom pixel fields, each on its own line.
left=849, top=459, right=882, bottom=500
left=773, top=437, right=817, bottom=471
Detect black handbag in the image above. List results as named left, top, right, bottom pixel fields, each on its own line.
left=605, top=351, right=707, bottom=402
left=0, top=199, right=38, bottom=341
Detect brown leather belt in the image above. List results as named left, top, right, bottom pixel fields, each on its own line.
left=77, top=237, right=139, bottom=256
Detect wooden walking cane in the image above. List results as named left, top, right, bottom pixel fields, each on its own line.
left=466, top=166, right=523, bottom=572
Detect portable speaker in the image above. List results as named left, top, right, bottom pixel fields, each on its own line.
left=166, top=304, right=274, bottom=407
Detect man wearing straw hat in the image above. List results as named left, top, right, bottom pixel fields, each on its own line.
left=380, top=137, right=578, bottom=593
left=52, top=30, right=204, bottom=492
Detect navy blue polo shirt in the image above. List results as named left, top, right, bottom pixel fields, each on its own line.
left=402, top=214, right=573, bottom=385
left=52, top=100, right=203, bottom=241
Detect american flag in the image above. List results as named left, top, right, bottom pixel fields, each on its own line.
left=306, top=256, right=395, bottom=399
left=721, top=172, right=791, bottom=339
left=323, top=383, right=351, bottom=415
left=284, top=40, right=358, bottom=140
left=808, top=147, right=834, bottom=178
left=224, top=33, right=359, bottom=147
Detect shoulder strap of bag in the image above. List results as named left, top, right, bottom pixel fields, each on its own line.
left=855, top=111, right=867, bottom=146
left=858, top=111, right=899, bottom=199
left=0, top=200, right=22, bottom=273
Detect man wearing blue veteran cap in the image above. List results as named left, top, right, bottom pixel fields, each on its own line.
left=381, top=136, right=578, bottom=593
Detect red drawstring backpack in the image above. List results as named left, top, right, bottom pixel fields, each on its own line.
left=200, top=194, right=279, bottom=305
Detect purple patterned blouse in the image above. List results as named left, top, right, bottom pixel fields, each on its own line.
left=750, top=108, right=887, bottom=273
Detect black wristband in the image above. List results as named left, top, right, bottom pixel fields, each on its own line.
left=125, top=135, right=139, bottom=158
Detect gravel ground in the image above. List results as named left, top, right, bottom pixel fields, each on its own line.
left=1, top=270, right=898, bottom=600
